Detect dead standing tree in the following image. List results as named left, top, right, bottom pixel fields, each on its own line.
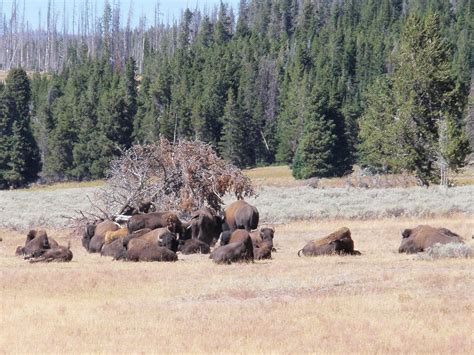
left=93, top=139, right=255, bottom=219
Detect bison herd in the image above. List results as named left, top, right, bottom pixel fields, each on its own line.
left=13, top=200, right=468, bottom=264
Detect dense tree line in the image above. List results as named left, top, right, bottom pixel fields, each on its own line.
left=0, top=0, right=473, bottom=188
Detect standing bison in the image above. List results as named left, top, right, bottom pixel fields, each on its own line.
left=298, top=227, right=361, bottom=256
left=188, top=207, right=223, bottom=245
left=223, top=201, right=259, bottom=232
left=399, top=225, right=463, bottom=254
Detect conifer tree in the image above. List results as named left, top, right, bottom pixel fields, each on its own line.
left=0, top=92, right=13, bottom=188
left=391, top=13, right=469, bottom=184
left=292, top=87, right=337, bottom=179
left=1, top=69, right=41, bottom=187
left=219, top=90, right=247, bottom=167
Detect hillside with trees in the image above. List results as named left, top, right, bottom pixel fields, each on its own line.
left=0, top=0, right=472, bottom=188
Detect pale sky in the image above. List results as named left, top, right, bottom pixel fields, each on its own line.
left=0, top=0, right=240, bottom=29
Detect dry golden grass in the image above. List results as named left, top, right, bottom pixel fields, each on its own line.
left=1, top=216, right=473, bottom=354
left=244, top=165, right=302, bottom=187
left=245, top=165, right=474, bottom=188
left=26, top=180, right=105, bottom=191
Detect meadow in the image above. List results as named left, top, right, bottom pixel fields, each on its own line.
left=0, top=166, right=473, bottom=353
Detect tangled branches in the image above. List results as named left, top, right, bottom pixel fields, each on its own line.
left=95, top=139, right=255, bottom=217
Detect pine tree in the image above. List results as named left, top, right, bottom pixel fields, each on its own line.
left=391, top=13, right=469, bottom=184
left=1, top=69, right=41, bottom=187
left=123, top=57, right=138, bottom=125
left=292, top=87, right=337, bottom=179
left=219, top=90, right=247, bottom=167
left=357, top=76, right=400, bottom=172
left=0, top=92, right=14, bottom=188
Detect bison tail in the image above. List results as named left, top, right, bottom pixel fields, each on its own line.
left=297, top=249, right=304, bottom=257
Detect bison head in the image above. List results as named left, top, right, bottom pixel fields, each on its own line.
left=260, top=228, right=275, bottom=242
left=401, top=229, right=412, bottom=239
left=82, top=224, right=97, bottom=251
left=159, top=232, right=179, bottom=253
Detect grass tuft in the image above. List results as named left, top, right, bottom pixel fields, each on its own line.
left=417, top=243, right=473, bottom=260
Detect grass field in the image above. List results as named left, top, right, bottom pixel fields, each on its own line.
left=1, top=216, right=473, bottom=353
left=0, top=166, right=473, bottom=353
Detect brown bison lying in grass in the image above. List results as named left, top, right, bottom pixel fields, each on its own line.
left=127, top=212, right=184, bottom=237
left=298, top=227, right=361, bottom=257
left=82, top=220, right=121, bottom=253
left=178, top=239, right=211, bottom=254
left=101, top=238, right=126, bottom=259
left=210, top=242, right=252, bottom=264
left=15, top=229, right=58, bottom=258
left=211, top=229, right=254, bottom=264
left=28, top=243, right=73, bottom=263
left=124, top=238, right=178, bottom=262
left=16, top=230, right=73, bottom=262
left=104, top=228, right=129, bottom=244
left=251, top=228, right=275, bottom=260
left=399, top=225, right=463, bottom=254
left=123, top=228, right=170, bottom=249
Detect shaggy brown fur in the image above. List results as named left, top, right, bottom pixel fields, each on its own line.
left=127, top=212, right=183, bottom=236
left=28, top=244, right=73, bottom=263
left=82, top=220, right=120, bottom=253
left=223, top=201, right=259, bottom=232
left=188, top=207, right=223, bottom=245
left=124, top=228, right=170, bottom=249
left=210, top=242, right=251, bottom=264
left=104, top=228, right=129, bottom=244
left=399, top=225, right=463, bottom=254
left=125, top=239, right=178, bottom=262
left=16, top=230, right=51, bottom=257
left=101, top=238, right=126, bottom=259
left=254, top=240, right=273, bottom=260
left=298, top=227, right=360, bottom=257
left=250, top=228, right=275, bottom=248
left=178, top=239, right=211, bottom=255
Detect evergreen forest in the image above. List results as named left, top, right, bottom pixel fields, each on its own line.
left=0, top=0, right=473, bottom=189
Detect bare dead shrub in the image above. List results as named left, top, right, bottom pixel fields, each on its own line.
left=86, top=139, right=255, bottom=220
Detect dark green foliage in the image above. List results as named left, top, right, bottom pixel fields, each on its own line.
left=358, top=13, right=470, bottom=185
left=292, top=89, right=337, bottom=179
left=0, top=0, right=470, bottom=188
left=219, top=90, right=247, bottom=167
left=0, top=69, right=41, bottom=188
